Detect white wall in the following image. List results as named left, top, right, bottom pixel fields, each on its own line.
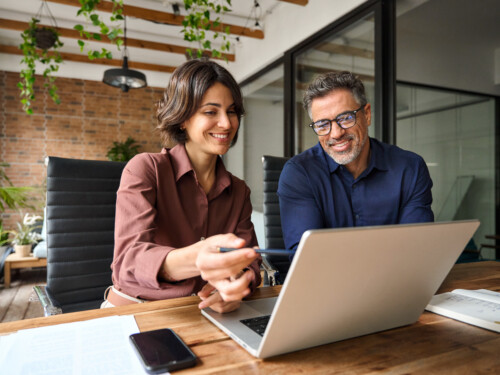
left=246, top=97, right=284, bottom=210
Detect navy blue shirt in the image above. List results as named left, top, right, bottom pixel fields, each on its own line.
left=277, top=138, right=434, bottom=250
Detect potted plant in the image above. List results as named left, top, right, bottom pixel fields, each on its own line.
left=107, top=137, right=141, bottom=162
left=10, top=213, right=43, bottom=257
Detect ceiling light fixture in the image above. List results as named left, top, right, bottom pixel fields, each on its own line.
left=102, top=16, right=147, bottom=92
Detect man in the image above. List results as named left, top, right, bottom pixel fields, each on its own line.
left=278, top=71, right=434, bottom=251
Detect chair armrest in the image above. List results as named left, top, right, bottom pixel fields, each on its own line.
left=31, top=286, right=63, bottom=316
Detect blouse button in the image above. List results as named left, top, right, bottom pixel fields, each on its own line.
left=200, top=237, right=205, bottom=241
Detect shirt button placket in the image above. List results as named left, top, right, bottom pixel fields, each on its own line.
left=352, top=183, right=360, bottom=225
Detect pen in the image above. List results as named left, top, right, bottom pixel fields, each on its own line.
left=218, top=247, right=294, bottom=256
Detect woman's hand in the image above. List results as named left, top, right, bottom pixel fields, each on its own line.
left=160, top=233, right=258, bottom=284
left=197, top=283, right=241, bottom=313
left=195, top=234, right=258, bottom=308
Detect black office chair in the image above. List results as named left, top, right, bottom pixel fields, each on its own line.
left=261, top=155, right=290, bottom=286
left=33, top=156, right=126, bottom=315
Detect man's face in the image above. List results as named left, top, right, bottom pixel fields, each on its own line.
left=311, top=89, right=371, bottom=167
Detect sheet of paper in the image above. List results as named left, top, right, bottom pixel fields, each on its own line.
left=0, top=315, right=160, bottom=375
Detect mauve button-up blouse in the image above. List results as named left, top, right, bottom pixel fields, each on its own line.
left=111, top=144, right=261, bottom=300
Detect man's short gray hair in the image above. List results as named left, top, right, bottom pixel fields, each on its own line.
left=303, top=71, right=368, bottom=118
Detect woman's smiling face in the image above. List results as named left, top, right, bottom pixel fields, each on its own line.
left=183, top=82, right=239, bottom=158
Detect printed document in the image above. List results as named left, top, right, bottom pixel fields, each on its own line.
left=0, top=315, right=157, bottom=374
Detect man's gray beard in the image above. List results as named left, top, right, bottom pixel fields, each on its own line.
left=325, top=134, right=367, bottom=165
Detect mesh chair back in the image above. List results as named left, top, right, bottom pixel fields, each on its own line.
left=46, top=157, right=125, bottom=313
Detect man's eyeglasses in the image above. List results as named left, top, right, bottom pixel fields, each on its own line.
left=308, top=105, right=365, bottom=136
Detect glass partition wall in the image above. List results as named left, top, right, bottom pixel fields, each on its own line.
left=395, top=0, right=500, bottom=259
left=396, top=85, right=496, bottom=258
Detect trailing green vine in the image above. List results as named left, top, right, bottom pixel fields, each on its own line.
left=74, top=0, right=124, bottom=60
left=182, top=0, right=232, bottom=60
left=18, top=18, right=63, bottom=115
left=18, top=1, right=124, bottom=114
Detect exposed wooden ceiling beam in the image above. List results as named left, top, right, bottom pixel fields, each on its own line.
left=46, top=0, right=264, bottom=39
left=0, top=44, right=176, bottom=73
left=0, top=18, right=235, bottom=62
left=279, top=0, right=309, bottom=5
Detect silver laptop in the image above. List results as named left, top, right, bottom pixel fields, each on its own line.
left=202, top=220, right=480, bottom=358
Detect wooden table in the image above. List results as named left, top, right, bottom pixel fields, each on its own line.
left=3, top=253, right=47, bottom=288
left=0, top=261, right=499, bottom=373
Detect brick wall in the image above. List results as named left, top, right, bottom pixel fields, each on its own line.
left=0, top=70, right=164, bottom=229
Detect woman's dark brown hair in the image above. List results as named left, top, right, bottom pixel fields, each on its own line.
left=156, top=59, right=244, bottom=146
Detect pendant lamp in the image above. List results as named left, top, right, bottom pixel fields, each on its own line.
left=102, top=16, right=147, bottom=92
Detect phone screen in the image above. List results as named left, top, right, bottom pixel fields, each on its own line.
left=130, top=328, right=197, bottom=373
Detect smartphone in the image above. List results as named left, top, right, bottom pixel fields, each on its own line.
left=129, top=328, right=197, bottom=374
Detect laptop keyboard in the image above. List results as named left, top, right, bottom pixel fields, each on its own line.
left=240, top=315, right=271, bottom=336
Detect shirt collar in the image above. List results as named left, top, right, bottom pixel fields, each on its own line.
left=165, top=144, right=232, bottom=195
left=320, top=138, right=389, bottom=176
left=165, top=144, right=192, bottom=181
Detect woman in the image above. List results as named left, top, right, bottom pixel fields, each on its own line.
left=105, top=60, right=261, bottom=313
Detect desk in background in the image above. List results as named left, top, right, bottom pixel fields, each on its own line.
left=0, top=261, right=499, bottom=373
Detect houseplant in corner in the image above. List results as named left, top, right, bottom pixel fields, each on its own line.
left=107, top=137, right=141, bottom=162
left=10, top=213, right=43, bottom=257
left=0, top=162, right=34, bottom=213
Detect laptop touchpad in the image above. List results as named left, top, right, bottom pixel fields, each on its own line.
left=244, top=297, right=278, bottom=315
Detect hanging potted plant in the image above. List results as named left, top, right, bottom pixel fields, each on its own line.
left=32, top=26, right=58, bottom=50
left=18, top=0, right=124, bottom=114
left=18, top=17, right=63, bottom=115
